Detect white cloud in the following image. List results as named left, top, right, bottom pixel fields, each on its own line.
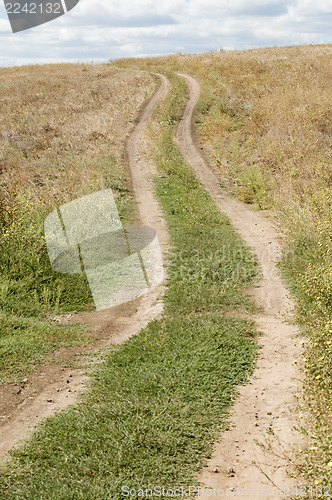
left=0, top=0, right=331, bottom=66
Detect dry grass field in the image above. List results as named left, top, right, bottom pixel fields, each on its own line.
left=122, top=45, right=331, bottom=212
left=0, top=63, right=155, bottom=216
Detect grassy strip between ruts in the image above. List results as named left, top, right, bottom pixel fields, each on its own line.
left=0, top=72, right=259, bottom=499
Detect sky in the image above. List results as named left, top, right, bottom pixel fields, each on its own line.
left=0, top=0, right=331, bottom=67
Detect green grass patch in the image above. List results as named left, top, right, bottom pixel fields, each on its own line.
left=156, top=134, right=258, bottom=318
left=0, top=72, right=259, bottom=498
left=0, top=314, right=89, bottom=384
left=0, top=316, right=257, bottom=499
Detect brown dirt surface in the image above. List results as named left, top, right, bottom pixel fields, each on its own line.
left=176, top=74, right=305, bottom=497
left=0, top=73, right=169, bottom=460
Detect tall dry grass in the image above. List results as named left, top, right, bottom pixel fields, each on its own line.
left=0, top=63, right=155, bottom=216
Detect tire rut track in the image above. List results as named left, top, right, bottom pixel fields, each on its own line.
left=176, top=73, right=304, bottom=496
left=1, top=73, right=305, bottom=498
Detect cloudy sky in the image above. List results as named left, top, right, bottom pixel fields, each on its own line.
left=0, top=0, right=331, bottom=67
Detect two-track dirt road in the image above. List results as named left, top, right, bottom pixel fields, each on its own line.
left=1, top=72, right=304, bottom=497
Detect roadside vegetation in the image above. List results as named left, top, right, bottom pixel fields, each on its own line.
left=0, top=64, right=155, bottom=382
left=0, top=73, right=259, bottom=498
left=118, top=45, right=332, bottom=487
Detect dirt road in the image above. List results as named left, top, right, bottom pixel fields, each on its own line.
left=0, top=75, right=169, bottom=460
left=176, top=73, right=304, bottom=496
left=1, top=72, right=304, bottom=497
